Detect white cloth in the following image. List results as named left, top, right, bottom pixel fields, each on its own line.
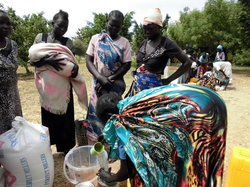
left=203, top=71, right=212, bottom=77
left=143, top=8, right=163, bottom=27
left=213, top=61, right=233, bottom=84
left=29, top=43, right=88, bottom=114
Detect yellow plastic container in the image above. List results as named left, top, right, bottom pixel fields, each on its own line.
left=225, top=146, right=250, bottom=187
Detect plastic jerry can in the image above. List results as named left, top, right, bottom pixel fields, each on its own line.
left=225, top=146, right=250, bottom=187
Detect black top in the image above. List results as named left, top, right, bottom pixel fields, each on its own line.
left=42, top=33, right=68, bottom=46
left=137, top=36, right=182, bottom=74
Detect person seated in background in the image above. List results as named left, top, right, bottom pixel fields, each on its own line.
left=203, top=62, right=213, bottom=77
left=126, top=8, right=191, bottom=97
left=96, top=83, right=227, bottom=187
left=195, top=62, right=216, bottom=90
left=196, top=62, right=230, bottom=91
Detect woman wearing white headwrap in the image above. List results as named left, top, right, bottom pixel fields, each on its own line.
left=126, top=8, right=192, bottom=97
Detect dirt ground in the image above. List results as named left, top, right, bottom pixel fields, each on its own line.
left=17, top=66, right=250, bottom=187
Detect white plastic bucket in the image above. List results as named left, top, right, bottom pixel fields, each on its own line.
left=63, top=146, right=100, bottom=185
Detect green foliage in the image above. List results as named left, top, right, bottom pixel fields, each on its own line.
left=77, top=13, right=107, bottom=42
left=238, top=0, right=250, bottom=47
left=8, top=8, right=50, bottom=73
left=168, top=0, right=249, bottom=65
left=120, top=11, right=135, bottom=42
left=131, top=23, right=144, bottom=52
left=75, top=12, right=108, bottom=58
left=131, top=56, right=137, bottom=67
left=204, top=0, right=241, bottom=53
left=168, top=23, right=183, bottom=44
left=233, top=49, right=250, bottom=66
left=171, top=8, right=209, bottom=50
left=232, top=0, right=250, bottom=66
left=162, top=14, right=171, bottom=37
left=73, top=38, right=87, bottom=59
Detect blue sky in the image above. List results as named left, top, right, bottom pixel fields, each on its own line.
left=1, top=0, right=208, bottom=38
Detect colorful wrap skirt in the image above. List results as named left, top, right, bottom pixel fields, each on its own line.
left=103, top=84, right=227, bottom=187
left=125, top=71, right=162, bottom=97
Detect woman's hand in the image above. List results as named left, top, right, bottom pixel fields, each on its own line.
left=44, top=54, right=66, bottom=71
left=97, top=135, right=105, bottom=144
left=107, top=62, right=131, bottom=81
left=97, top=159, right=129, bottom=183
left=95, top=76, right=113, bottom=97
left=97, top=75, right=113, bottom=89
left=97, top=168, right=115, bottom=183
left=162, top=78, right=171, bottom=85
left=108, top=75, right=116, bottom=82
left=31, top=53, right=65, bottom=71
left=70, top=63, right=79, bottom=78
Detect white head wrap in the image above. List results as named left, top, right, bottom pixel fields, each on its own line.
left=143, top=8, right=163, bottom=27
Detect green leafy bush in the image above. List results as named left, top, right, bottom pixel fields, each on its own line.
left=233, top=49, right=250, bottom=66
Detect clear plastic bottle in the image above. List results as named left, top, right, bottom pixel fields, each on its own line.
left=90, top=142, right=108, bottom=171
left=90, top=142, right=117, bottom=187
left=97, top=150, right=109, bottom=171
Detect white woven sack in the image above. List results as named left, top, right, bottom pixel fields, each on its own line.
left=0, top=116, right=54, bottom=187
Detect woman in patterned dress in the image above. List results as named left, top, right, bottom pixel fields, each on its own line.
left=96, top=84, right=227, bottom=187
left=0, top=10, right=22, bottom=134
left=85, top=10, right=132, bottom=143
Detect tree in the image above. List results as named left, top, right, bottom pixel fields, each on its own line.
left=77, top=12, right=107, bottom=42
left=75, top=12, right=107, bottom=60
left=73, top=38, right=86, bottom=63
left=169, top=8, right=208, bottom=50
left=119, top=11, right=135, bottom=42
left=238, top=0, right=250, bottom=48
left=162, top=14, right=171, bottom=37
left=131, top=23, right=144, bottom=53
left=204, top=0, right=240, bottom=59
left=168, top=0, right=243, bottom=64
left=8, top=8, right=50, bottom=73
left=233, top=0, right=250, bottom=65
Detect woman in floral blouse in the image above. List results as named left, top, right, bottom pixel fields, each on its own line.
left=0, top=10, right=22, bottom=134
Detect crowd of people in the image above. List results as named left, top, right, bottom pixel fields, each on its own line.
left=176, top=44, right=233, bottom=91
left=0, top=7, right=228, bottom=187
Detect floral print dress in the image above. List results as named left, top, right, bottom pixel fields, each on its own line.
left=0, top=38, right=22, bottom=134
